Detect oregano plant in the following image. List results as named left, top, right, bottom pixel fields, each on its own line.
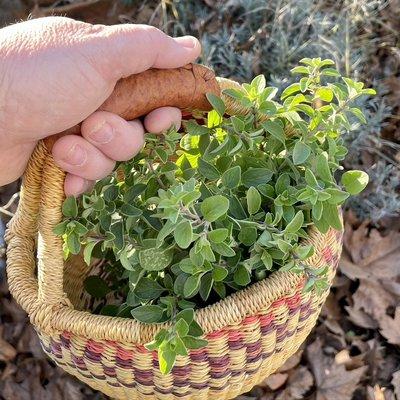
left=55, top=58, right=374, bottom=374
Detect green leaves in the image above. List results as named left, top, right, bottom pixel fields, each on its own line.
left=185, top=121, right=210, bottom=136
left=261, top=120, right=285, bottom=144
left=341, top=170, right=369, bottom=194
left=201, top=195, right=229, bottom=222
left=208, top=228, right=228, bottom=243
left=182, top=336, right=208, bottom=349
left=55, top=57, right=373, bottom=377
left=285, top=211, right=304, bottom=234
left=139, top=248, right=174, bottom=271
left=131, top=305, right=164, bottom=323
left=246, top=187, right=261, bottom=215
left=198, top=159, right=220, bottom=180
left=292, top=141, right=311, bottom=165
left=62, top=196, right=78, bottom=218
left=174, top=220, right=193, bottom=249
left=242, top=168, right=273, bottom=187
left=315, top=87, right=333, bottom=102
left=234, top=265, right=251, bottom=286
left=316, top=152, right=332, bottom=182
left=206, top=93, right=226, bottom=117
left=134, top=277, right=166, bottom=300
left=221, top=165, right=241, bottom=189
left=184, top=275, right=201, bottom=298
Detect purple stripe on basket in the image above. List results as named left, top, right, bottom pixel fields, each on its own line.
left=299, top=300, right=312, bottom=314
left=247, top=352, right=262, bottom=363
left=190, top=351, right=208, bottom=362
left=261, top=351, right=274, bottom=360
left=210, top=369, right=230, bottom=379
left=154, top=388, right=189, bottom=397
left=228, top=339, right=244, bottom=350
left=115, top=357, right=133, bottom=369
left=103, top=366, right=116, bottom=377
left=172, top=365, right=190, bottom=377
left=208, top=354, right=229, bottom=369
left=85, top=349, right=102, bottom=363
left=299, top=306, right=313, bottom=322
left=60, top=335, right=71, bottom=349
left=246, top=341, right=262, bottom=363
left=71, top=355, right=88, bottom=370
left=50, top=339, right=62, bottom=354
left=116, top=380, right=136, bottom=389
left=261, top=322, right=276, bottom=335
left=172, top=380, right=191, bottom=388
left=190, top=383, right=208, bottom=390
left=133, top=368, right=153, bottom=386
left=91, top=373, right=107, bottom=381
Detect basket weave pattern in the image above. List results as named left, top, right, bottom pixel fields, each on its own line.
left=6, top=77, right=343, bottom=400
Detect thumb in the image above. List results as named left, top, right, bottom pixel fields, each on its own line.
left=90, top=24, right=202, bottom=80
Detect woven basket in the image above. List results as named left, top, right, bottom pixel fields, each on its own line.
left=6, top=66, right=343, bottom=400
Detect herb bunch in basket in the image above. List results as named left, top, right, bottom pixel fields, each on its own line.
left=55, top=58, right=373, bottom=373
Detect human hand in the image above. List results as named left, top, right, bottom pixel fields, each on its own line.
left=0, top=17, right=201, bottom=195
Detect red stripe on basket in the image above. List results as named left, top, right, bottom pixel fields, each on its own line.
left=136, top=344, right=148, bottom=353
left=287, top=293, right=301, bottom=309
left=323, top=246, right=334, bottom=263
left=207, top=330, right=225, bottom=339
left=116, top=347, right=134, bottom=361
left=243, top=316, right=259, bottom=325
left=86, top=339, right=104, bottom=353
left=271, top=298, right=286, bottom=309
left=259, top=313, right=273, bottom=327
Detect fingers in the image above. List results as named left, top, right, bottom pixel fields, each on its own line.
left=95, top=24, right=201, bottom=79
left=144, top=107, right=182, bottom=133
left=52, top=135, right=115, bottom=181
left=81, top=111, right=145, bottom=161
left=54, top=108, right=182, bottom=195
left=64, top=174, right=94, bottom=197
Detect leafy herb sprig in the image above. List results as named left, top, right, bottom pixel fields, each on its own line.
left=55, top=58, right=373, bottom=373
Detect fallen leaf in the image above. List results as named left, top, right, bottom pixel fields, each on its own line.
left=342, top=224, right=400, bottom=280
left=263, top=373, right=288, bottom=390
left=345, top=305, right=379, bottom=329
left=276, top=366, right=314, bottom=400
left=379, top=308, right=400, bottom=345
left=17, top=325, right=45, bottom=359
left=340, top=251, right=373, bottom=280
left=276, top=350, right=303, bottom=373
left=351, top=280, right=396, bottom=326
left=307, top=338, right=367, bottom=400
left=0, top=330, right=17, bottom=362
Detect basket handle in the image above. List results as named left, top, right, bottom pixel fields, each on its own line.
left=44, top=64, right=221, bottom=150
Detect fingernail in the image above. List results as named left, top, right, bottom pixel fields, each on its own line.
left=63, top=144, right=87, bottom=166
left=174, top=35, right=198, bottom=49
left=89, top=121, right=114, bottom=144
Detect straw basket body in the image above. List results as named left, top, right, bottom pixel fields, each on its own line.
left=6, top=70, right=342, bottom=400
